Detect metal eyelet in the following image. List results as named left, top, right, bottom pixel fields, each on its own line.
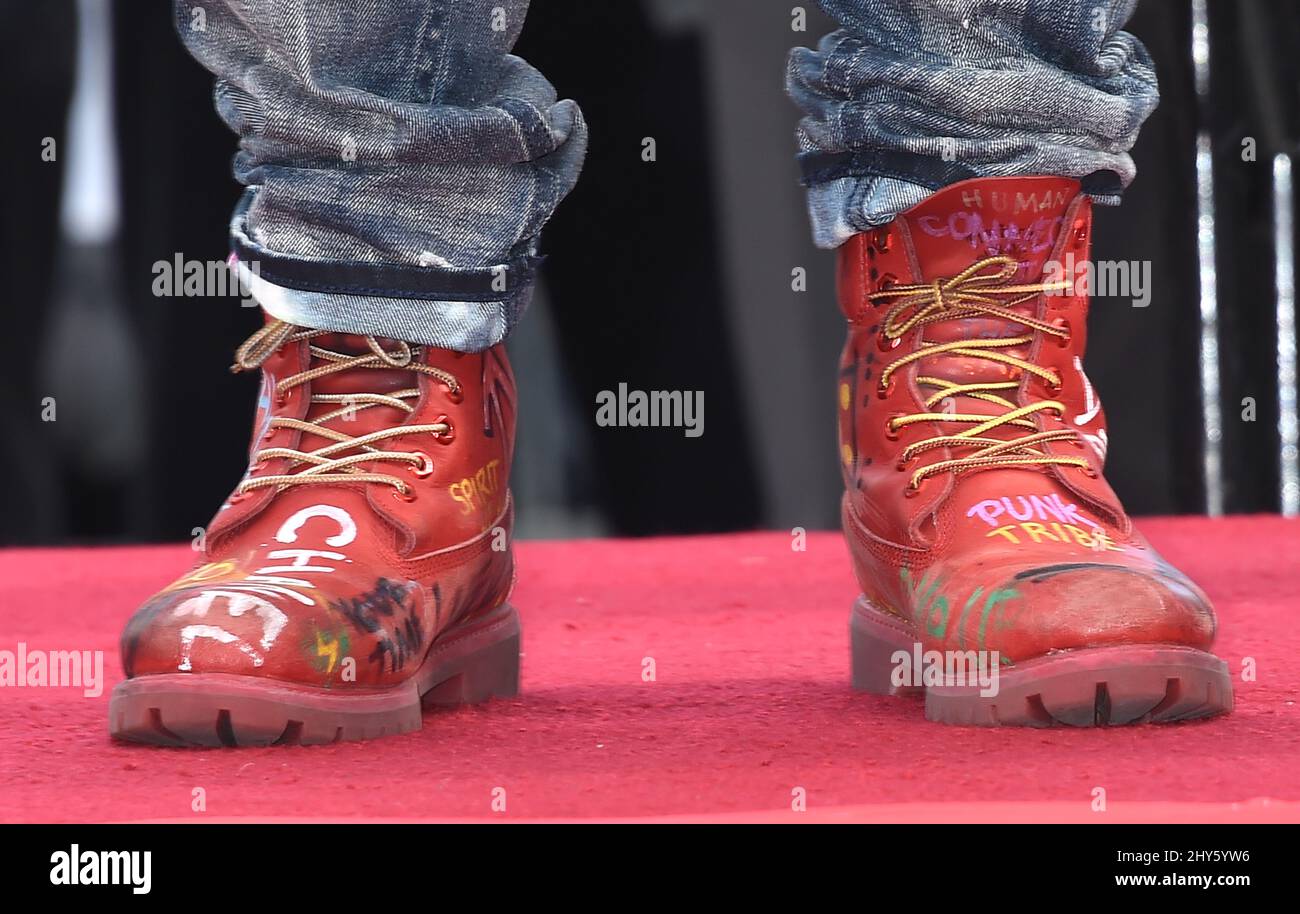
left=885, top=416, right=903, bottom=441
left=409, top=452, right=434, bottom=478
left=443, top=383, right=464, bottom=404
left=1053, top=318, right=1072, bottom=347
left=433, top=416, right=455, bottom=444
left=874, top=228, right=892, bottom=253
left=392, top=487, right=418, bottom=503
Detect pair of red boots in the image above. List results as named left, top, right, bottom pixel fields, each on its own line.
left=110, top=178, right=1233, bottom=746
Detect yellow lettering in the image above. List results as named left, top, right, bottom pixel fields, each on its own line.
left=449, top=482, right=474, bottom=515
left=447, top=459, right=504, bottom=522
left=987, top=525, right=1021, bottom=544
left=1064, top=524, right=1093, bottom=548
left=1021, top=522, right=1059, bottom=543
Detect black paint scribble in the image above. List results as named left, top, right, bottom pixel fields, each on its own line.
left=368, top=609, right=425, bottom=675
left=336, top=578, right=410, bottom=632
left=335, top=578, right=426, bottom=673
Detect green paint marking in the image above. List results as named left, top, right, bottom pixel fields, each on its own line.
left=925, top=592, right=950, bottom=638
left=900, top=570, right=1023, bottom=647
left=920, top=574, right=943, bottom=613
left=305, top=626, right=350, bottom=680
left=900, top=567, right=919, bottom=596
left=976, top=587, right=1021, bottom=652
left=900, top=567, right=927, bottom=608
left=901, top=566, right=954, bottom=639
left=955, top=586, right=984, bottom=650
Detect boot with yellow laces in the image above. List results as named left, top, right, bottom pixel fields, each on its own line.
left=836, top=176, right=1232, bottom=726
left=110, top=317, right=520, bottom=745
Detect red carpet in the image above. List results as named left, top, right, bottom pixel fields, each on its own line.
left=2, top=517, right=1299, bottom=823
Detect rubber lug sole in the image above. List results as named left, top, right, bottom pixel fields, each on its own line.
left=108, top=603, right=520, bottom=747
left=850, top=594, right=1233, bottom=727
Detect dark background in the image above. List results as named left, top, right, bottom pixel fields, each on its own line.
left=1, top=0, right=1297, bottom=546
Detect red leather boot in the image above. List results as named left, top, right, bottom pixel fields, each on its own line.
left=837, top=176, right=1232, bottom=726
left=109, top=318, right=519, bottom=745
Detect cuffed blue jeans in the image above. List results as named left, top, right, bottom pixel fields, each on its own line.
left=179, top=0, right=1158, bottom=349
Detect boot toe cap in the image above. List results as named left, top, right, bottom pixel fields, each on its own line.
left=119, top=585, right=362, bottom=686
left=977, top=561, right=1218, bottom=662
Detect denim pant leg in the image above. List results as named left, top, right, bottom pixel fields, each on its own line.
left=176, top=0, right=586, bottom=350
left=786, top=0, right=1159, bottom=249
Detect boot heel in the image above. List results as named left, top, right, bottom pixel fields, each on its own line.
left=421, top=607, right=521, bottom=708
left=850, top=594, right=921, bottom=696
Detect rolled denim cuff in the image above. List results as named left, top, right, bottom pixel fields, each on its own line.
left=788, top=0, right=1157, bottom=249
left=231, top=199, right=539, bottom=351
left=177, top=0, right=585, bottom=351
left=801, top=177, right=933, bottom=249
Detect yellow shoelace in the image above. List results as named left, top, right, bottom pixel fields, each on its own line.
left=867, top=255, right=1093, bottom=491
left=230, top=319, right=461, bottom=498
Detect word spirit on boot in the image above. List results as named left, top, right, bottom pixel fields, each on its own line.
left=595, top=383, right=704, bottom=438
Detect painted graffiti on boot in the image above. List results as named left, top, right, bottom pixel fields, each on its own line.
left=333, top=578, right=427, bottom=675
left=154, top=504, right=361, bottom=671
left=449, top=458, right=505, bottom=531
left=915, top=209, right=1064, bottom=258
left=171, top=590, right=288, bottom=671
left=837, top=342, right=876, bottom=484
left=899, top=567, right=1022, bottom=657
left=369, top=611, right=425, bottom=675
left=304, top=625, right=351, bottom=680
left=966, top=494, right=1122, bottom=553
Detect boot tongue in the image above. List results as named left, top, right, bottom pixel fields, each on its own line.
left=895, top=177, right=1082, bottom=423
left=298, top=332, right=418, bottom=454
left=900, top=176, right=1080, bottom=281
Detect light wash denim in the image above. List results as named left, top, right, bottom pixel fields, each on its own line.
left=788, top=0, right=1160, bottom=248
left=181, top=0, right=1157, bottom=346
left=176, top=0, right=586, bottom=350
